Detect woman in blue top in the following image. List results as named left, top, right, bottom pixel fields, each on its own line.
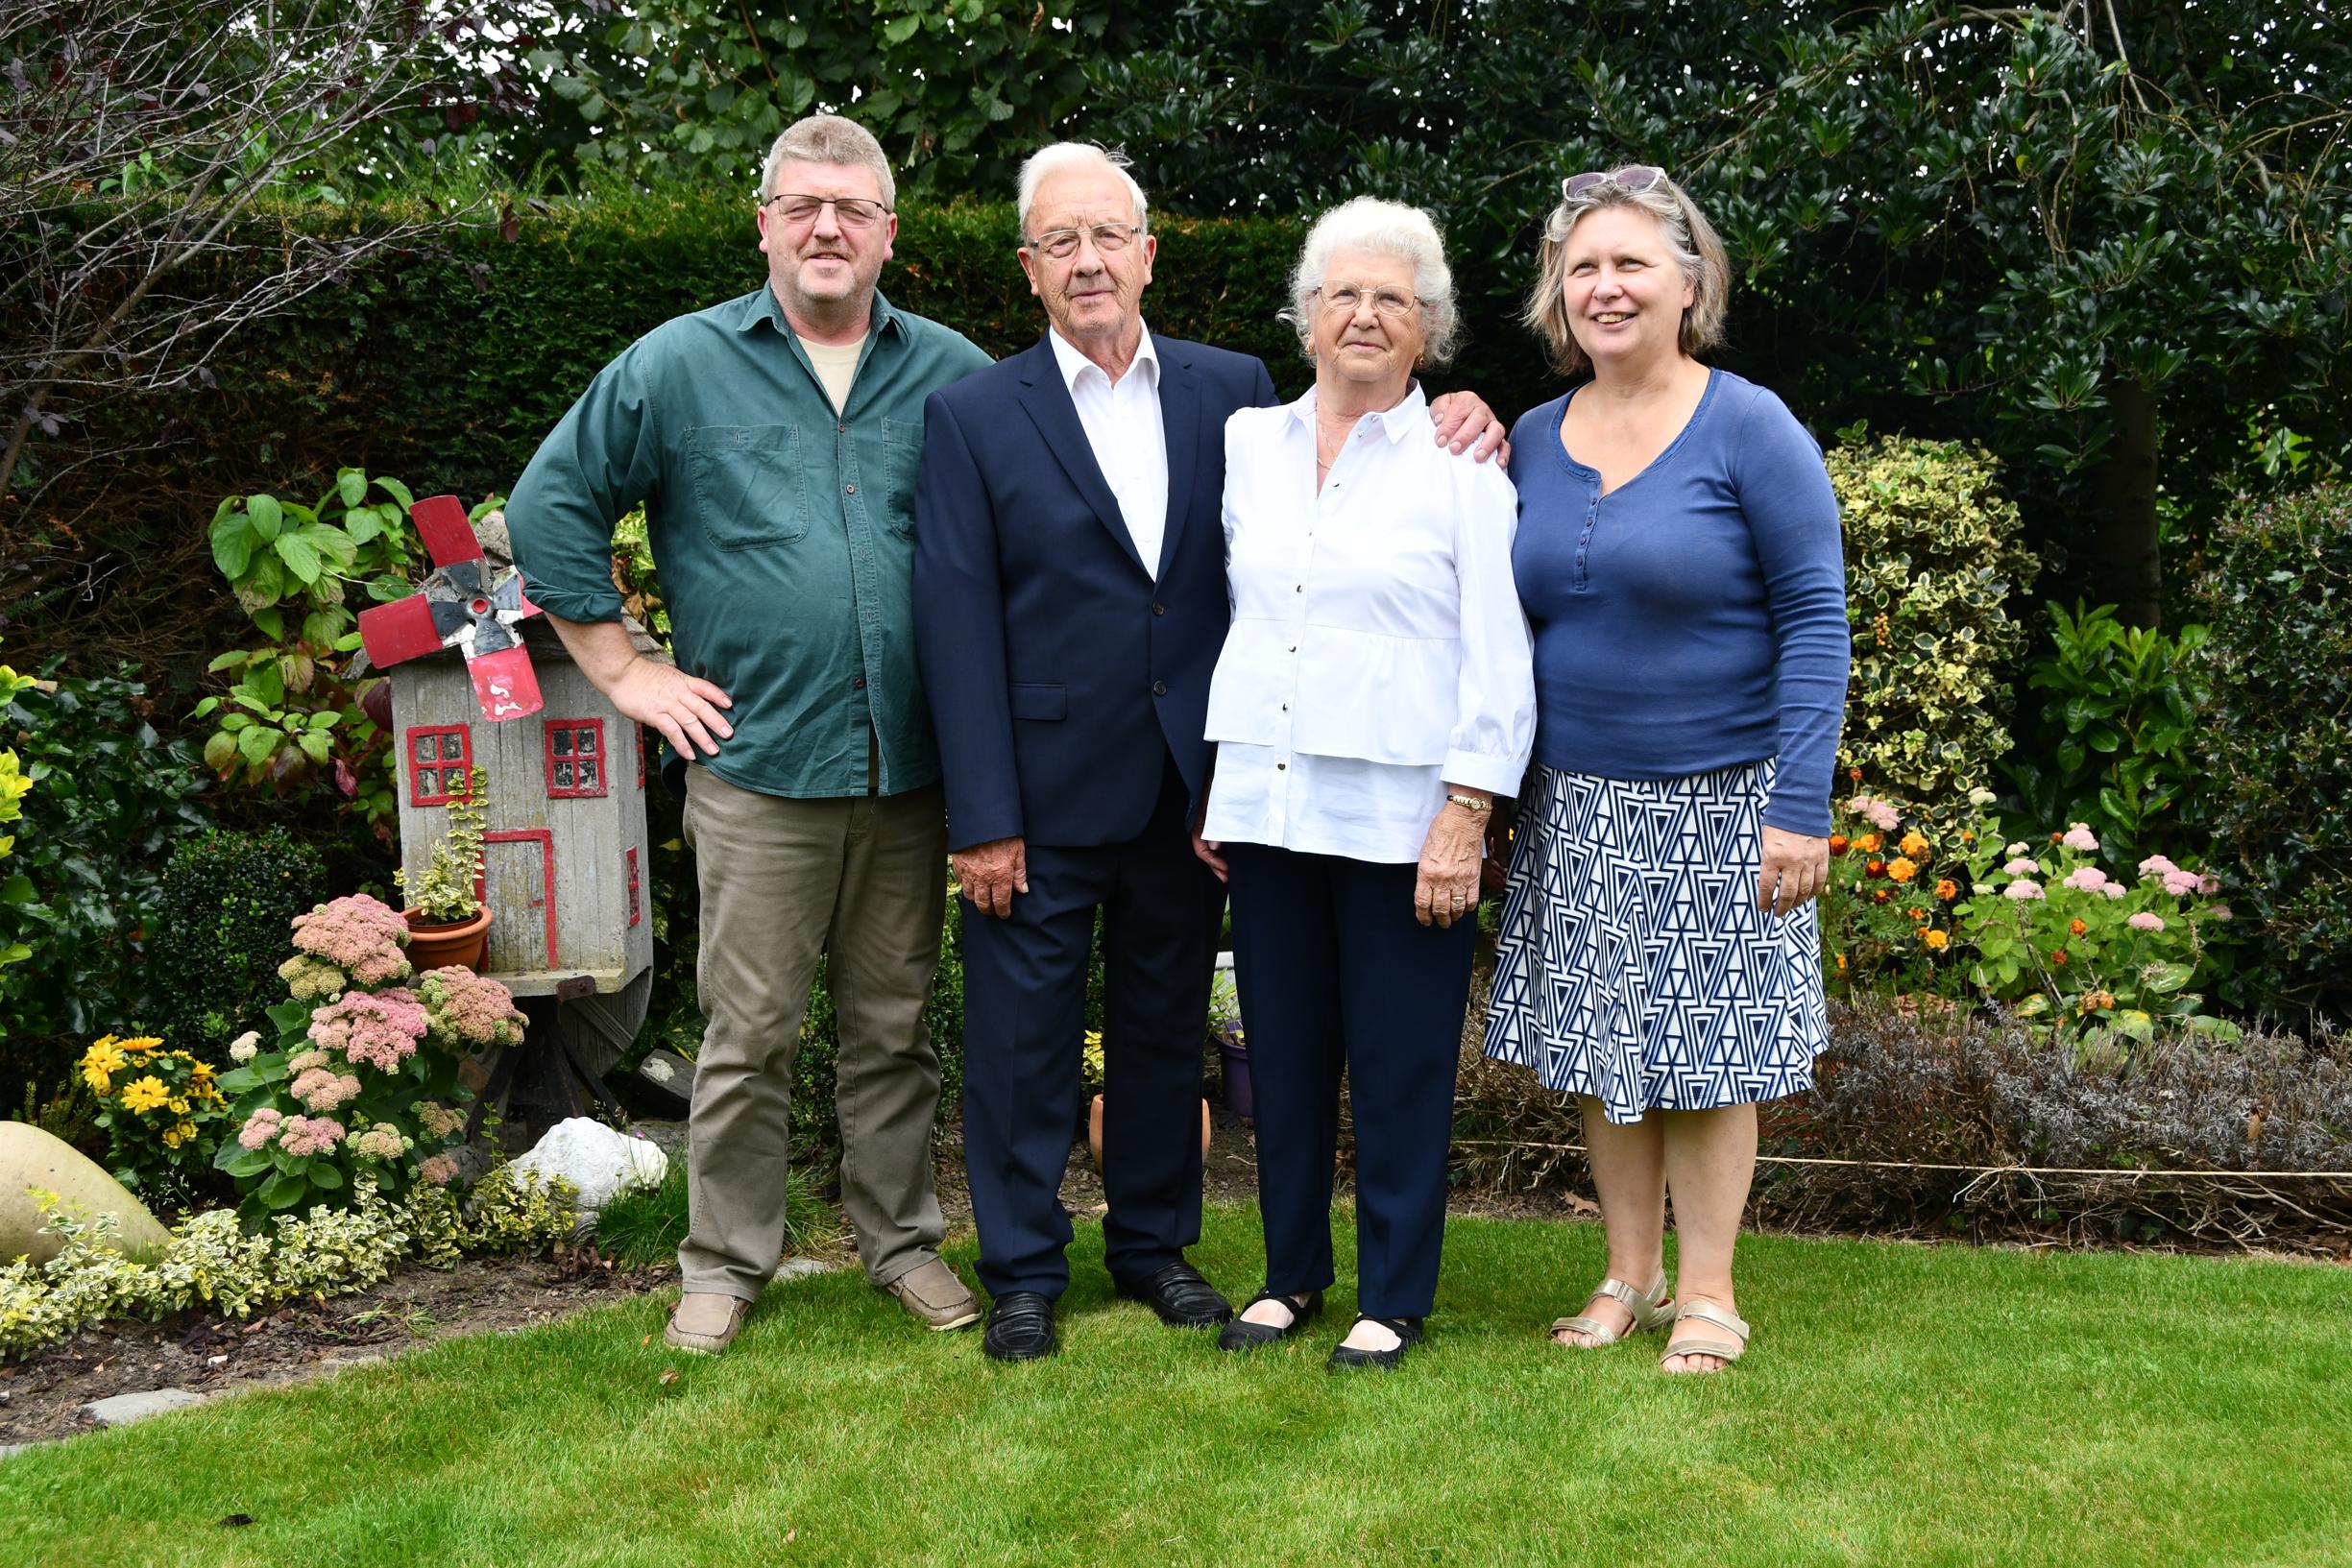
left=1482, top=166, right=1850, bottom=1373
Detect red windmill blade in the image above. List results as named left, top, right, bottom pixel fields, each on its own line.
left=357, top=495, right=546, bottom=721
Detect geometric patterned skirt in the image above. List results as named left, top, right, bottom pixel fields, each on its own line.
left=1481, top=760, right=1829, bottom=1125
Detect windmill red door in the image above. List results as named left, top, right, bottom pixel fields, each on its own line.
left=481, top=830, right=557, bottom=974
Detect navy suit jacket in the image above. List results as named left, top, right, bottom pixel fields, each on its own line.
left=913, top=332, right=1278, bottom=851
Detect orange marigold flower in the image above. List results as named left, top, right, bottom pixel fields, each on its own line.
left=1920, top=929, right=1950, bottom=951
left=1960, top=831, right=1976, bottom=843
left=2070, top=918, right=2088, bottom=936
left=1849, top=767, right=1863, bottom=783
left=1865, top=858, right=1888, bottom=878
left=1855, top=832, right=1882, bottom=854
left=1828, top=834, right=1850, bottom=856
left=1899, top=832, right=1929, bottom=858
left=1835, top=952, right=1848, bottom=972
left=2078, top=989, right=2116, bottom=1013
left=1888, top=856, right=1918, bottom=883
left=2049, top=949, right=2070, bottom=965
left=1872, top=888, right=1891, bottom=905
left=1909, top=906, right=1928, bottom=923
left=1934, top=878, right=1958, bottom=901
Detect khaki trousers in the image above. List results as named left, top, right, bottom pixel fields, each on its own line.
left=679, top=763, right=948, bottom=1298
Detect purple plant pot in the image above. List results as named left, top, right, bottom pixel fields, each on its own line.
left=1217, top=1034, right=1252, bottom=1122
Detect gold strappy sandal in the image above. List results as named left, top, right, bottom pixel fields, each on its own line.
left=1549, top=1271, right=1674, bottom=1347
left=1659, top=1300, right=1750, bottom=1372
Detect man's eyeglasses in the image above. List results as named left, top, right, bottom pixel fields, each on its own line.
left=1316, top=285, right=1419, bottom=318
left=1562, top=165, right=1666, bottom=199
left=1023, top=223, right=1145, bottom=260
left=761, top=193, right=891, bottom=229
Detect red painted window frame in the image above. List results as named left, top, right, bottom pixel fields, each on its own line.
left=625, top=846, right=642, bottom=928
left=543, top=716, right=609, bottom=799
left=406, top=725, right=473, bottom=806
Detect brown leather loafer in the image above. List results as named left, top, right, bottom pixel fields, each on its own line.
left=885, top=1257, right=982, bottom=1331
left=665, top=1291, right=752, bottom=1355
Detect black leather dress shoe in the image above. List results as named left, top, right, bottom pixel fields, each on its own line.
left=1112, top=1260, right=1233, bottom=1327
left=982, top=1291, right=1057, bottom=1362
left=1216, top=1288, right=1322, bottom=1352
left=1326, top=1314, right=1424, bottom=1371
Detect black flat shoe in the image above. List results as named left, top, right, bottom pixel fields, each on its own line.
left=1326, top=1315, right=1424, bottom=1371
left=1216, top=1289, right=1323, bottom=1352
left=1112, top=1259, right=1233, bottom=1327
left=982, top=1291, right=1057, bottom=1362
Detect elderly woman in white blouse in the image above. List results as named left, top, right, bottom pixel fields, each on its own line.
left=1193, top=198, right=1536, bottom=1371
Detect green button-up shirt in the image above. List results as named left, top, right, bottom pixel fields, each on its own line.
left=506, top=286, right=991, bottom=798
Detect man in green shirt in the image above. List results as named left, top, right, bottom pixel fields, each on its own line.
left=505, top=115, right=991, bottom=1355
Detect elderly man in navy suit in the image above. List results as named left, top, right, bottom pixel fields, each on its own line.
left=913, top=143, right=1503, bottom=1361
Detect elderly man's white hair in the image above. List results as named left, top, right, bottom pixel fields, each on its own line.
left=1015, top=142, right=1150, bottom=240
left=1279, top=197, right=1463, bottom=368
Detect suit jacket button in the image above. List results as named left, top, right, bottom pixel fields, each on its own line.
left=1152, top=602, right=1166, bottom=615
left=1152, top=681, right=1169, bottom=697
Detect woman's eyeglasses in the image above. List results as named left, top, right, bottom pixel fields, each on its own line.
left=761, top=193, right=891, bottom=229
left=1317, top=285, right=1419, bottom=318
left=1562, top=165, right=1666, bottom=199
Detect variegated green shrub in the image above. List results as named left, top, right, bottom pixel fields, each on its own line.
left=1828, top=427, right=2039, bottom=810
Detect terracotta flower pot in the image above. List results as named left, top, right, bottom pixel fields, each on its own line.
left=402, top=905, right=493, bottom=972
left=1088, top=1093, right=1213, bottom=1174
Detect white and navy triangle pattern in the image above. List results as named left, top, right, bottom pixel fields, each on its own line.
left=1483, top=760, right=1828, bottom=1125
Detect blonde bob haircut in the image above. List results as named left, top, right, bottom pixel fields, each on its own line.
left=760, top=114, right=896, bottom=210
left=1278, top=196, right=1463, bottom=369
left=1522, top=167, right=1730, bottom=376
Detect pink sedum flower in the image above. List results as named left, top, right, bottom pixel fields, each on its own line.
left=2210, top=904, right=2234, bottom=922
left=2103, top=883, right=2127, bottom=900
left=2003, top=857, right=2043, bottom=877
left=309, top=989, right=428, bottom=1073
left=289, top=896, right=412, bottom=986
left=418, top=1154, right=460, bottom=1187
left=238, top=1107, right=284, bottom=1150
left=2062, top=866, right=2110, bottom=893
left=2005, top=842, right=2031, bottom=857
left=415, top=1101, right=468, bottom=1141
left=2127, top=911, right=2167, bottom=932
left=417, top=968, right=527, bottom=1050
left=2004, top=880, right=2045, bottom=901
left=291, top=1067, right=362, bottom=1113
left=2162, top=869, right=2201, bottom=898
left=2138, top=854, right=2180, bottom=879
left=279, top=1115, right=347, bottom=1158
left=2198, top=873, right=2221, bottom=895
left=2061, top=824, right=2099, bottom=853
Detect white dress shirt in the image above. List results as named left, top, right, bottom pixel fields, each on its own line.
left=1048, top=322, right=1170, bottom=575
left=1202, top=384, right=1537, bottom=863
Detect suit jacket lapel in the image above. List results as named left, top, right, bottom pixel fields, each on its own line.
left=1014, top=336, right=1151, bottom=581
left=1153, top=345, right=1203, bottom=585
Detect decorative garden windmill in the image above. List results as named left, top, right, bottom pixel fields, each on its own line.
left=357, top=495, right=546, bottom=721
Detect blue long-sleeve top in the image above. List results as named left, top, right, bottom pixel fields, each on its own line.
left=1507, top=369, right=1851, bottom=835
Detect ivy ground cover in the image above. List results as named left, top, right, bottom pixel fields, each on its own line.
left=3, top=1206, right=2345, bottom=1567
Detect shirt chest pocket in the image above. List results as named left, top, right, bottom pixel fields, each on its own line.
left=688, top=424, right=809, bottom=551
left=879, top=416, right=922, bottom=537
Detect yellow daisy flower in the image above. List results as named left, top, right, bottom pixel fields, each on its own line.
left=118, top=1075, right=171, bottom=1115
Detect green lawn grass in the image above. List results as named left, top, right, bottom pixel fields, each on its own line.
left=3, top=1206, right=2346, bottom=1567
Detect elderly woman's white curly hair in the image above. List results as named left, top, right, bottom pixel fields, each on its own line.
left=1277, top=197, right=1463, bottom=369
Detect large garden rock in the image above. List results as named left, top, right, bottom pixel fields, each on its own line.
left=0, top=1122, right=171, bottom=1266
left=508, top=1117, right=667, bottom=1211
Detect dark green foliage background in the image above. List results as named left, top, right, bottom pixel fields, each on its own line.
left=0, top=670, right=213, bottom=1099
left=150, top=827, right=326, bottom=1054
left=2190, top=481, right=2352, bottom=1019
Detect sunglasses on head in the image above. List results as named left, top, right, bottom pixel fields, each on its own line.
left=1562, top=165, right=1666, bottom=199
